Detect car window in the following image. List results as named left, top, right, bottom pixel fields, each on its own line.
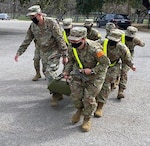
left=105, top=14, right=115, bottom=19
left=114, top=15, right=124, bottom=19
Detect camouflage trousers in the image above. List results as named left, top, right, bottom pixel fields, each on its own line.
left=33, top=47, right=41, bottom=61
left=119, top=63, right=130, bottom=90
left=70, top=78, right=105, bottom=117
left=33, top=47, right=42, bottom=72
left=119, top=51, right=133, bottom=91
left=40, top=50, right=60, bottom=85
left=97, top=63, right=121, bottom=103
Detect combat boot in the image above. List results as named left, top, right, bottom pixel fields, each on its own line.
left=111, top=82, right=117, bottom=90
left=32, top=73, right=41, bottom=81
left=94, top=102, right=104, bottom=118
left=71, top=109, right=82, bottom=124
left=32, top=60, right=41, bottom=81
left=50, top=93, right=63, bottom=107
left=81, top=116, right=91, bottom=132
left=111, top=76, right=120, bottom=90
left=117, top=91, right=125, bottom=99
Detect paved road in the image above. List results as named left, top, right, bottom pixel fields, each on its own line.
left=0, top=20, right=150, bottom=146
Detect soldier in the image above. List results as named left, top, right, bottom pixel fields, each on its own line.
left=105, top=22, right=126, bottom=90
left=62, top=18, right=73, bottom=37
left=117, top=26, right=145, bottom=99
left=62, top=18, right=73, bottom=45
left=94, top=29, right=136, bottom=118
left=63, top=27, right=109, bottom=132
left=83, top=19, right=101, bottom=40
left=14, top=5, right=68, bottom=106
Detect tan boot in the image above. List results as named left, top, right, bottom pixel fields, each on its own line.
left=58, top=94, right=63, bottom=101
left=81, top=117, right=91, bottom=132
left=94, top=102, right=104, bottom=118
left=111, top=76, right=120, bottom=90
left=71, top=109, right=82, bottom=124
left=32, top=60, right=41, bottom=81
left=32, top=73, right=41, bottom=81
left=117, top=91, right=125, bottom=99
left=111, top=82, right=117, bottom=90
left=50, top=93, right=63, bottom=107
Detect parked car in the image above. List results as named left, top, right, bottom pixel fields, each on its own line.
left=0, top=13, right=10, bottom=20
left=97, top=13, right=131, bottom=29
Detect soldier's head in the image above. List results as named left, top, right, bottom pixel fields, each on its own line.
left=125, top=26, right=138, bottom=41
left=26, top=5, right=46, bottom=25
left=68, top=27, right=87, bottom=49
left=107, top=29, right=122, bottom=46
left=84, top=19, right=94, bottom=30
left=105, top=22, right=116, bottom=33
left=62, top=18, right=73, bottom=35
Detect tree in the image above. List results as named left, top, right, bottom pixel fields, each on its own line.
left=76, top=0, right=104, bottom=17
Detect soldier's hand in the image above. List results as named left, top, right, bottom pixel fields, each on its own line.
left=131, top=65, right=136, bottom=71
left=63, top=72, right=70, bottom=79
left=14, top=54, right=19, bottom=62
left=62, top=57, right=68, bottom=64
left=80, top=68, right=92, bottom=75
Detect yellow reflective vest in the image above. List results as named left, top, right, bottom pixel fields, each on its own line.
left=62, top=30, right=69, bottom=45
left=103, top=34, right=125, bottom=67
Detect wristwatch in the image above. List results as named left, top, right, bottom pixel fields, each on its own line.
left=91, top=69, right=95, bottom=75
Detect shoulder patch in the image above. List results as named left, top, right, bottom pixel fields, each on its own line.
left=96, top=49, right=104, bottom=57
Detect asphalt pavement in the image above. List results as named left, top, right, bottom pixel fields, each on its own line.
left=0, top=20, right=150, bottom=146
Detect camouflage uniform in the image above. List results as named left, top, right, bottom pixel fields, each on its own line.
left=95, top=29, right=135, bottom=117
left=15, top=5, right=68, bottom=104
left=105, top=22, right=126, bottom=89
left=84, top=19, right=101, bottom=40
left=33, top=17, right=60, bottom=81
left=64, top=27, right=109, bottom=132
left=118, top=26, right=145, bottom=99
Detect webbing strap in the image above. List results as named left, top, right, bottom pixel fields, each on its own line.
left=121, top=33, right=125, bottom=44
left=63, top=31, right=69, bottom=45
left=103, top=39, right=108, bottom=56
left=72, top=48, right=83, bottom=69
left=109, top=61, right=116, bottom=67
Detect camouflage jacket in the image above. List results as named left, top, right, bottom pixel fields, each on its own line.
left=64, top=39, right=110, bottom=80
left=125, top=36, right=145, bottom=52
left=102, top=40, right=134, bottom=68
left=87, top=28, right=101, bottom=41
left=17, top=17, right=68, bottom=56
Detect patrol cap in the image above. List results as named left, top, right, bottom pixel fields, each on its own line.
left=105, top=22, right=116, bottom=31
left=68, top=27, right=87, bottom=41
left=26, top=5, right=46, bottom=16
left=107, top=29, right=122, bottom=42
left=84, top=19, right=94, bottom=27
left=63, top=18, right=73, bottom=29
left=125, top=26, right=138, bottom=37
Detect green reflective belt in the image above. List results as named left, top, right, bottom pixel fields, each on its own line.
left=63, top=30, right=69, bottom=45
left=72, top=48, right=83, bottom=69
left=109, top=61, right=116, bottom=67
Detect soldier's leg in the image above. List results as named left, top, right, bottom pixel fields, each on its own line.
left=82, top=79, right=103, bottom=132
left=70, top=80, right=84, bottom=124
left=94, top=81, right=110, bottom=117
left=32, top=48, right=41, bottom=81
left=32, top=59, right=41, bottom=81
left=95, top=65, right=120, bottom=117
left=45, top=55, right=62, bottom=107
left=117, top=64, right=130, bottom=99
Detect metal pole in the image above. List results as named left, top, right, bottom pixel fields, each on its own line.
left=148, top=14, right=150, bottom=29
